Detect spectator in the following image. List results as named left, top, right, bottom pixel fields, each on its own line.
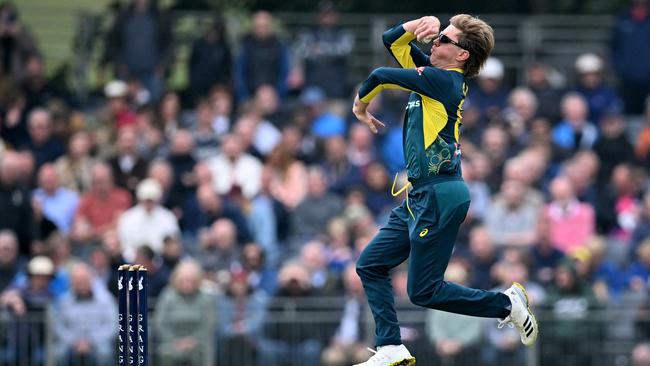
left=325, top=217, right=354, bottom=274
left=107, top=0, right=172, bottom=101
left=32, top=163, right=79, bottom=234
left=72, top=163, right=132, bottom=244
left=188, top=18, right=232, bottom=102
left=147, top=159, right=175, bottom=208
left=241, top=243, right=277, bottom=295
left=266, top=143, right=308, bottom=210
left=206, top=133, right=263, bottom=199
left=0, top=230, right=24, bottom=292
left=572, top=53, right=622, bottom=123
left=0, top=1, right=38, bottom=81
left=53, top=263, right=117, bottom=366
left=292, top=1, right=355, bottom=99
left=118, top=178, right=179, bottom=261
left=158, top=91, right=184, bottom=137
left=361, top=162, right=394, bottom=219
left=233, top=108, right=281, bottom=158
left=154, top=260, right=215, bottom=366
left=427, top=261, right=483, bottom=366
left=0, top=151, right=35, bottom=254
left=540, top=259, right=601, bottom=366
left=502, top=87, right=539, bottom=147
left=611, top=0, right=650, bottom=114
left=167, top=129, right=197, bottom=208
left=99, top=79, right=136, bottom=130
left=290, top=166, right=344, bottom=245
left=235, top=11, right=289, bottom=102
left=22, top=108, right=65, bottom=170
left=551, top=93, right=598, bottom=152
left=346, top=123, right=375, bottom=169
left=625, top=238, right=650, bottom=294
left=301, top=86, right=346, bottom=139
left=321, top=135, right=363, bottom=195
left=133, top=245, right=170, bottom=301
left=593, top=110, right=635, bottom=186
left=524, top=61, right=564, bottom=122
left=192, top=98, right=222, bottom=161
left=634, top=97, right=650, bottom=168
left=459, top=159, right=490, bottom=225
left=181, top=184, right=251, bottom=242
left=631, top=342, right=650, bottom=366
left=54, top=131, right=96, bottom=193
left=217, top=271, right=268, bottom=366
left=321, top=264, right=369, bottom=366
left=160, top=234, right=182, bottom=269
left=485, top=179, right=540, bottom=248
left=466, top=57, right=509, bottom=124
left=544, top=175, right=595, bottom=254
left=300, top=240, right=341, bottom=295
left=259, top=261, right=322, bottom=366
left=248, top=168, right=281, bottom=267
left=2, top=256, right=56, bottom=365
left=20, top=54, right=60, bottom=111
left=197, top=218, right=241, bottom=285
left=108, top=126, right=149, bottom=194
left=466, top=226, right=499, bottom=290
left=530, top=215, right=566, bottom=287
left=596, top=163, right=643, bottom=237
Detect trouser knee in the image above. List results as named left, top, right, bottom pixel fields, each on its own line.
left=408, top=280, right=444, bottom=307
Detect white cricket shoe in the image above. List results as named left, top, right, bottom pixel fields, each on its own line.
left=353, top=344, right=416, bottom=366
left=498, top=282, right=539, bottom=346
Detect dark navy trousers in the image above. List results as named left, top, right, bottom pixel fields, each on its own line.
left=356, top=178, right=511, bottom=346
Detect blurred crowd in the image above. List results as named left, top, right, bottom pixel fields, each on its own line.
left=1, top=0, right=650, bottom=365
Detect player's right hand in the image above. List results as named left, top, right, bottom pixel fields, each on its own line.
left=414, top=16, right=440, bottom=43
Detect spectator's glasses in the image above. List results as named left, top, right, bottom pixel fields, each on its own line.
left=437, top=33, right=466, bottom=50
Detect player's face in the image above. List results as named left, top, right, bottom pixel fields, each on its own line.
left=429, top=25, right=467, bottom=67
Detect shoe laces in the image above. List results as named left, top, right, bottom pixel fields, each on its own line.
left=365, top=347, right=391, bottom=363
left=497, top=318, right=514, bottom=329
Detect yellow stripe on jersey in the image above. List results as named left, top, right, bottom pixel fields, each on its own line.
left=359, top=83, right=410, bottom=104
left=454, top=82, right=468, bottom=141
left=421, top=96, right=448, bottom=149
left=389, top=32, right=418, bottom=69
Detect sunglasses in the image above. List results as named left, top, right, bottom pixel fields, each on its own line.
left=437, top=33, right=465, bottom=50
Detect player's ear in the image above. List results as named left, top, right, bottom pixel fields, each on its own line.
left=456, top=50, right=470, bottom=63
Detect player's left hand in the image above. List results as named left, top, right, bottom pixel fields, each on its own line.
left=353, top=99, right=385, bottom=134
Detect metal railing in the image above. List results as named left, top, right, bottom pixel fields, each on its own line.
left=1, top=297, right=648, bottom=366
left=66, top=10, right=615, bottom=99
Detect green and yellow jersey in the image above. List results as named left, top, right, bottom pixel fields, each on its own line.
left=358, top=23, right=468, bottom=182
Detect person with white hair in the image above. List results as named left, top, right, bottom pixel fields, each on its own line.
left=117, top=178, right=179, bottom=261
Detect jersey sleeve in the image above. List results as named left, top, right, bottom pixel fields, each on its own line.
left=382, top=23, right=431, bottom=69
left=358, top=67, right=449, bottom=103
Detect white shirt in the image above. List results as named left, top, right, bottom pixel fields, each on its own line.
left=117, top=204, right=179, bottom=262
left=206, top=153, right=263, bottom=199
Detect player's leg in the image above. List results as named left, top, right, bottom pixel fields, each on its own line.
left=406, top=180, right=511, bottom=317
left=407, top=180, right=538, bottom=345
left=356, top=205, right=411, bottom=347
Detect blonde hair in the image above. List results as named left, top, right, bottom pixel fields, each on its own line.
left=450, top=14, right=495, bottom=78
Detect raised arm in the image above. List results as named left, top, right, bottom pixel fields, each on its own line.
left=353, top=66, right=449, bottom=133
left=383, top=16, right=440, bottom=68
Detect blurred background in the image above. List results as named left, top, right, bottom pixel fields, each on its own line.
left=1, top=0, right=650, bottom=365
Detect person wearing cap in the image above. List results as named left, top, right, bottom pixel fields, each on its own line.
left=466, top=56, right=509, bottom=124
left=351, top=15, right=537, bottom=365
left=1, top=255, right=56, bottom=365
left=117, top=178, right=179, bottom=262
left=572, top=53, right=623, bottom=124
left=100, top=79, right=137, bottom=129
